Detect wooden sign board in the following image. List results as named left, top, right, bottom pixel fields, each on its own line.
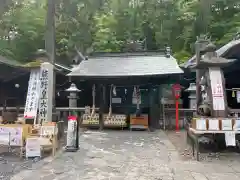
left=195, top=119, right=207, bottom=131
left=26, top=137, right=41, bottom=158
left=0, top=126, right=23, bottom=146
left=208, top=119, right=220, bottom=131
left=221, top=119, right=233, bottom=131
left=40, top=124, right=57, bottom=136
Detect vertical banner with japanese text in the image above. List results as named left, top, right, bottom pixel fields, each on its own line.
left=209, top=67, right=225, bottom=110
left=38, top=62, right=54, bottom=123
left=24, top=69, right=41, bottom=119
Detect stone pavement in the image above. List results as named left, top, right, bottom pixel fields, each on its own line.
left=11, top=130, right=240, bottom=180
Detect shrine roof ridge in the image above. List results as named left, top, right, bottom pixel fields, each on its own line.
left=181, top=38, right=240, bottom=69
left=68, top=52, right=183, bottom=78
left=87, top=50, right=168, bottom=58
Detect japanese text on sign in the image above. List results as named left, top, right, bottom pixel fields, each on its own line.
left=212, top=83, right=223, bottom=97
left=0, top=127, right=23, bottom=146
left=24, top=69, right=41, bottom=118
left=209, top=68, right=225, bottom=110
left=38, top=69, right=49, bottom=123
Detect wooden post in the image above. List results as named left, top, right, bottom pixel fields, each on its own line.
left=148, top=85, right=155, bottom=131
left=45, top=0, right=56, bottom=113
left=195, top=36, right=209, bottom=112
left=99, top=84, right=105, bottom=130
left=195, top=40, right=201, bottom=112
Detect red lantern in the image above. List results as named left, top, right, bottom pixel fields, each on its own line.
left=172, top=84, right=181, bottom=99
left=171, top=84, right=182, bottom=131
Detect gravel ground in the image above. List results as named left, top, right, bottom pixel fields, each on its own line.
left=11, top=130, right=240, bottom=180
left=0, top=133, right=66, bottom=180
left=165, top=130, right=240, bottom=162
left=0, top=150, right=39, bottom=180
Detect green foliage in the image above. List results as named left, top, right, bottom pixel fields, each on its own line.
left=174, top=50, right=192, bottom=64
left=0, top=0, right=240, bottom=64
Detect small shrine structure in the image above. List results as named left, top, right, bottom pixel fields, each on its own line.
left=67, top=48, right=183, bottom=131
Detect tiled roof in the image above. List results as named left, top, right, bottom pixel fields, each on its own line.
left=0, top=55, right=22, bottom=67
left=68, top=52, right=183, bottom=77
left=182, top=39, right=240, bottom=68
left=0, top=55, right=71, bottom=72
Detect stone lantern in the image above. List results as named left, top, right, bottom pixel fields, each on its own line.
left=65, top=83, right=81, bottom=108
left=65, top=83, right=81, bottom=152
left=185, top=83, right=197, bottom=109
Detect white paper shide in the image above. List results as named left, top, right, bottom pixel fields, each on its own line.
left=225, top=132, right=236, bottom=146
left=208, top=119, right=219, bottom=131
left=196, top=119, right=207, bottom=130
left=236, top=91, right=240, bottom=103
left=221, top=119, right=232, bottom=131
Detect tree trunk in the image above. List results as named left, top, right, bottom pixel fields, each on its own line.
left=45, top=0, right=56, bottom=107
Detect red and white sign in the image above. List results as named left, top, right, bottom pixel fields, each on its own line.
left=209, top=68, right=225, bottom=110
left=68, top=116, right=77, bottom=121
left=212, top=82, right=223, bottom=97
left=67, top=116, right=77, bottom=132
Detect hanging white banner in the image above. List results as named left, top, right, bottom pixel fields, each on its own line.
left=237, top=91, right=240, bottom=103
left=24, top=69, right=41, bottom=119
left=209, top=68, right=225, bottom=110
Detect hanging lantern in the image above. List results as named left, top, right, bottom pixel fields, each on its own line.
left=232, top=90, right=235, bottom=98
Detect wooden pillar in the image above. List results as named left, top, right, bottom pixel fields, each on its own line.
left=148, top=85, right=154, bottom=131
left=155, top=87, right=160, bottom=129
left=0, top=83, right=3, bottom=115
left=99, top=84, right=105, bottom=130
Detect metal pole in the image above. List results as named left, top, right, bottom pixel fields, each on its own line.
left=175, top=99, right=179, bottom=131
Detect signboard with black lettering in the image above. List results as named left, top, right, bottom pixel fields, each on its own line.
left=39, top=68, right=49, bottom=123
left=24, top=69, right=41, bottom=119
left=38, top=63, right=54, bottom=123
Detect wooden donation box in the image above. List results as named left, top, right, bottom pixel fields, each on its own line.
left=103, top=114, right=127, bottom=127
left=82, top=106, right=99, bottom=126
left=130, top=114, right=148, bottom=130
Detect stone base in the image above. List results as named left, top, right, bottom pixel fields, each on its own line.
left=65, top=146, right=79, bottom=152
